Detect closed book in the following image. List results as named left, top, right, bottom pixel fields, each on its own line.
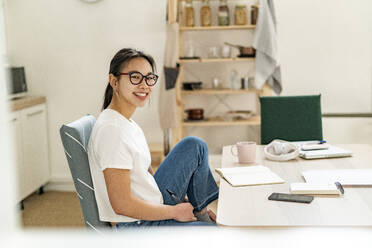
left=290, top=183, right=341, bottom=195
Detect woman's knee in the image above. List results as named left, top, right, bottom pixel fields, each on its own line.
left=179, top=136, right=208, bottom=153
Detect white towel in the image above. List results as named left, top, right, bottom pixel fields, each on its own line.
left=253, top=0, right=282, bottom=94
left=158, top=23, right=179, bottom=130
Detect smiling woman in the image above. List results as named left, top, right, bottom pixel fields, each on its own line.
left=87, top=48, right=219, bottom=228
left=102, top=49, right=157, bottom=115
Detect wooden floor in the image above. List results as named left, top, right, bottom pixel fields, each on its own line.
left=21, top=191, right=85, bottom=228
left=21, top=190, right=218, bottom=228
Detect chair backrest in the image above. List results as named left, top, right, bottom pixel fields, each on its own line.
left=260, top=95, right=323, bottom=145
left=60, top=115, right=111, bottom=232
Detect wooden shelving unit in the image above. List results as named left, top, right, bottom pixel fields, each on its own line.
left=168, top=0, right=272, bottom=145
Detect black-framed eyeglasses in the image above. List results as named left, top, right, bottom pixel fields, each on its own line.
left=117, top=71, right=159, bottom=86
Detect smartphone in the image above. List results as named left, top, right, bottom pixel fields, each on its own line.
left=268, top=193, right=314, bottom=204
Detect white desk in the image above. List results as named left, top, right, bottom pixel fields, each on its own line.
left=216, top=144, right=372, bottom=226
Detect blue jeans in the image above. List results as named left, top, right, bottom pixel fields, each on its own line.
left=116, top=136, right=219, bottom=228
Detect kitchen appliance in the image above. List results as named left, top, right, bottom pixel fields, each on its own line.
left=6, top=67, right=28, bottom=99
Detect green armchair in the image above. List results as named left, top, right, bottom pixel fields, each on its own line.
left=260, top=95, right=323, bottom=145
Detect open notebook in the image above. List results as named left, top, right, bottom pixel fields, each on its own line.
left=215, top=165, right=285, bottom=187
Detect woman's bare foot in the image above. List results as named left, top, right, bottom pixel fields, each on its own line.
left=195, top=208, right=216, bottom=223
left=207, top=209, right=216, bottom=223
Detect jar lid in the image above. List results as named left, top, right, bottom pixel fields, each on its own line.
left=236, top=4, right=247, bottom=8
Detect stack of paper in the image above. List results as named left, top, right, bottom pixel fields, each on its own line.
left=302, top=169, right=372, bottom=185
left=215, top=165, right=285, bottom=187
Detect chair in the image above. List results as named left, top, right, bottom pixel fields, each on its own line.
left=60, top=115, right=111, bottom=232
left=260, top=95, right=323, bottom=145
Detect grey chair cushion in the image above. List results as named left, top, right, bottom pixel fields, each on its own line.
left=60, top=115, right=111, bottom=232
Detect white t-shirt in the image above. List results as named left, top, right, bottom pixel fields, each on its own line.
left=88, top=109, right=163, bottom=223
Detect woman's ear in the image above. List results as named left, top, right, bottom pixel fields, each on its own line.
left=109, top=74, right=118, bottom=89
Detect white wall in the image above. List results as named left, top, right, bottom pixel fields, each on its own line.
left=323, top=117, right=372, bottom=144
left=274, top=0, right=372, bottom=146
left=4, top=0, right=166, bottom=183
left=276, top=0, right=372, bottom=113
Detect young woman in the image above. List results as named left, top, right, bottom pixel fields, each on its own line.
left=88, top=48, right=219, bottom=228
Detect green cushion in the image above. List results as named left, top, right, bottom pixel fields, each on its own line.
left=260, top=95, right=323, bottom=144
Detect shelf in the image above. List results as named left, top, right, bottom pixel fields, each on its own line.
left=183, top=116, right=260, bottom=127
left=178, top=57, right=255, bottom=64
left=182, top=89, right=261, bottom=95
left=179, top=25, right=256, bottom=31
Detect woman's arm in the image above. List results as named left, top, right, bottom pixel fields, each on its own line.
left=148, top=166, right=154, bottom=176
left=103, top=168, right=196, bottom=222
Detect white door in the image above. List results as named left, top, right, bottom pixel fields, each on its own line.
left=20, top=104, right=50, bottom=199
left=7, top=111, right=24, bottom=202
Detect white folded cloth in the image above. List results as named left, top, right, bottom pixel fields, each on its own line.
left=253, top=0, right=282, bottom=94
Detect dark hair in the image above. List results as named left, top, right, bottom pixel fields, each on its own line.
left=102, top=48, right=156, bottom=110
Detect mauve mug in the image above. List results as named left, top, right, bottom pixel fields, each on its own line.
left=231, top=141, right=256, bottom=164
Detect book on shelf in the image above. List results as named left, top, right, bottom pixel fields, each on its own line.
left=215, top=165, right=285, bottom=187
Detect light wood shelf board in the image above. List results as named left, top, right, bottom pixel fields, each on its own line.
left=178, top=57, right=255, bottom=64
left=180, top=25, right=256, bottom=31
left=181, top=89, right=261, bottom=95
left=183, top=116, right=260, bottom=127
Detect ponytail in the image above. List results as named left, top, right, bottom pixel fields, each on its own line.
left=102, top=83, right=113, bottom=110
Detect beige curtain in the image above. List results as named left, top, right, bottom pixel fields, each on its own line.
left=158, top=23, right=179, bottom=152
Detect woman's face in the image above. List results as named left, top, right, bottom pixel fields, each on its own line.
left=113, top=57, right=155, bottom=108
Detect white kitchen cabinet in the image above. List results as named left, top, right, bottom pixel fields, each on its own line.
left=10, top=98, right=50, bottom=203
left=8, top=111, right=24, bottom=202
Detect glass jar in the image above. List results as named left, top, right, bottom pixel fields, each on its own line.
left=185, top=0, right=195, bottom=27
left=251, top=5, right=258, bottom=25
left=218, top=0, right=230, bottom=26
left=235, top=5, right=247, bottom=25
left=229, top=69, right=240, bottom=90
left=200, top=0, right=211, bottom=26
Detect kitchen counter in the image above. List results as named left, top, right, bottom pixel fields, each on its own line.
left=9, top=96, right=46, bottom=112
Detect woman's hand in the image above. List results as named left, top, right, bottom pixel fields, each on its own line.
left=172, top=202, right=197, bottom=222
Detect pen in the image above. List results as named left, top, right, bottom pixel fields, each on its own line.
left=166, top=189, right=182, bottom=204
left=305, top=140, right=327, bottom=145
left=335, top=182, right=344, bottom=195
